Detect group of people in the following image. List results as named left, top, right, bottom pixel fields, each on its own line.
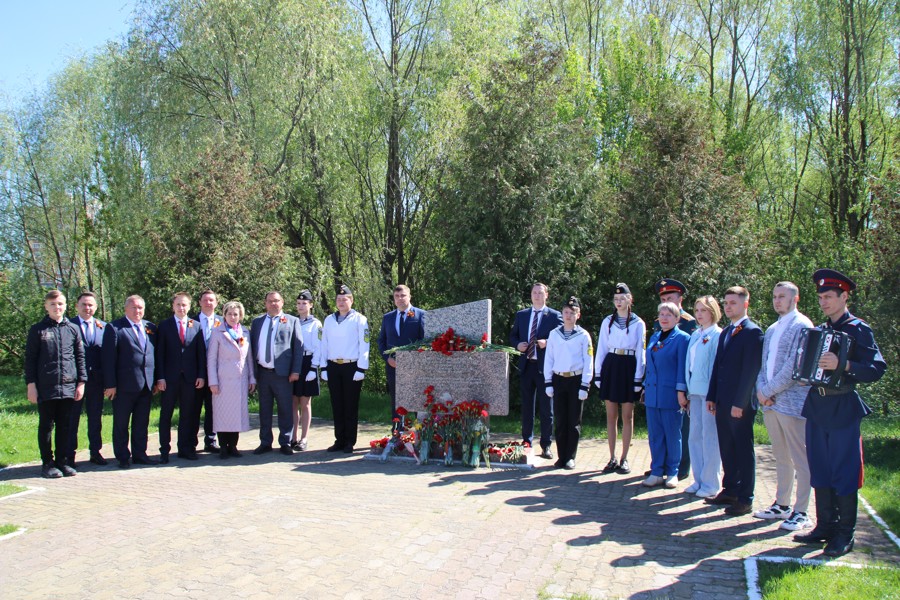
left=510, top=271, right=885, bottom=559
left=25, top=271, right=884, bottom=559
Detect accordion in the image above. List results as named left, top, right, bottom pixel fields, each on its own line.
left=791, top=327, right=854, bottom=389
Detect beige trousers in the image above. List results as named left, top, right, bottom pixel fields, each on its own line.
left=763, top=409, right=811, bottom=513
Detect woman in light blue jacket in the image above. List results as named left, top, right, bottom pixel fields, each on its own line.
left=684, top=295, right=723, bottom=498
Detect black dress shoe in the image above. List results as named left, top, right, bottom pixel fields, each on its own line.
left=204, top=442, right=221, bottom=453
left=133, top=456, right=159, bottom=465
left=159, top=454, right=170, bottom=464
left=326, top=443, right=343, bottom=452
left=540, top=447, right=554, bottom=460
left=794, top=527, right=835, bottom=545
left=704, top=492, right=738, bottom=506
left=118, top=459, right=131, bottom=469
left=724, top=502, right=753, bottom=516
left=89, top=453, right=108, bottom=466
left=823, top=534, right=855, bottom=557
left=280, top=445, right=294, bottom=456
left=220, top=447, right=229, bottom=459
left=553, top=459, right=565, bottom=468
left=342, top=446, right=354, bottom=453
left=41, top=463, right=63, bottom=478
left=229, top=446, right=242, bottom=458
left=177, top=451, right=199, bottom=461
left=253, top=445, right=273, bottom=455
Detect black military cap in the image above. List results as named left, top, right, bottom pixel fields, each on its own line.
left=565, top=296, right=581, bottom=310
left=296, top=289, right=313, bottom=301
left=655, top=278, right=687, bottom=296
left=337, top=284, right=353, bottom=296
left=615, top=283, right=631, bottom=295
left=813, top=269, right=856, bottom=294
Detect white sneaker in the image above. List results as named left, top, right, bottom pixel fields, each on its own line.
left=695, top=489, right=717, bottom=499
left=664, top=476, right=678, bottom=489
left=642, top=475, right=664, bottom=487
left=780, top=511, right=812, bottom=531
left=753, top=503, right=792, bottom=520
left=685, top=482, right=700, bottom=494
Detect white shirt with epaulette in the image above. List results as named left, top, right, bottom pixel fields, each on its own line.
left=321, top=310, right=370, bottom=371
left=544, top=325, right=594, bottom=390
left=298, top=316, right=323, bottom=369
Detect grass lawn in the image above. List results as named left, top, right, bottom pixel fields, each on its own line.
left=0, top=483, right=27, bottom=498
left=756, top=559, right=900, bottom=600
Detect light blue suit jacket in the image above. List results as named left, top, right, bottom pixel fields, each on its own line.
left=685, top=326, right=722, bottom=397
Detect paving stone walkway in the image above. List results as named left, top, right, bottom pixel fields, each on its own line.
left=1, top=419, right=897, bottom=599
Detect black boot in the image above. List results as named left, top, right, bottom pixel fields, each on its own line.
left=824, top=493, right=857, bottom=557
left=795, top=488, right=838, bottom=544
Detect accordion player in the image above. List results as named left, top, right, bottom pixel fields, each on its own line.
left=791, top=327, right=853, bottom=391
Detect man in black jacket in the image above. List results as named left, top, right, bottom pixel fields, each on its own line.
left=25, top=290, right=87, bottom=478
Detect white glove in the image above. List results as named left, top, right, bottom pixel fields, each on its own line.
left=305, top=371, right=316, bottom=382
left=578, top=390, right=588, bottom=400
left=320, top=371, right=328, bottom=382
left=594, top=380, right=601, bottom=389
left=353, top=371, right=365, bottom=382
left=546, top=387, right=554, bottom=398
left=633, top=385, right=642, bottom=393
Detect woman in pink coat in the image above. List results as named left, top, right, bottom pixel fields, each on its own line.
left=207, top=301, right=256, bottom=458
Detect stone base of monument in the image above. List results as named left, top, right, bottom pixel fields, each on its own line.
left=362, top=452, right=535, bottom=470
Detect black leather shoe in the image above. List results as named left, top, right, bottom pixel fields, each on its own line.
left=280, top=445, right=294, bottom=456
left=540, top=447, right=554, bottom=460
left=59, top=463, right=77, bottom=477
left=343, top=446, right=354, bottom=453
left=253, top=445, right=273, bottom=455
left=41, top=463, right=63, bottom=478
left=177, top=451, right=199, bottom=461
left=724, top=502, right=753, bottom=516
left=220, top=447, right=229, bottom=459
left=159, top=454, right=170, bottom=464
left=553, top=459, right=565, bottom=468
left=89, top=453, right=108, bottom=466
left=823, top=534, right=855, bottom=557
left=133, top=456, right=159, bottom=465
left=326, top=443, right=343, bottom=452
left=794, top=526, right=836, bottom=545
left=118, top=459, right=131, bottom=469
left=204, top=442, right=221, bottom=453
left=229, top=446, right=242, bottom=458
left=704, top=492, right=738, bottom=506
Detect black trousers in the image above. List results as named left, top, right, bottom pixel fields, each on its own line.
left=327, top=361, right=362, bottom=447
left=520, top=360, right=553, bottom=449
left=716, top=405, right=757, bottom=503
left=112, top=387, right=151, bottom=461
left=193, top=385, right=216, bottom=446
left=38, top=398, right=74, bottom=465
left=159, top=374, right=197, bottom=455
left=68, top=380, right=104, bottom=459
left=552, top=375, right=584, bottom=463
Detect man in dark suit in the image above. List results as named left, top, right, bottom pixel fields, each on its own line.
left=155, top=292, right=207, bottom=463
left=705, top=286, right=764, bottom=515
left=509, top=283, right=563, bottom=459
left=68, top=291, right=108, bottom=466
left=377, top=284, right=425, bottom=429
left=102, top=295, right=161, bottom=469
left=250, top=291, right=304, bottom=455
left=193, top=289, right=221, bottom=452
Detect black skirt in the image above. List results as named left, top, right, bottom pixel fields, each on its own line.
left=292, top=354, right=321, bottom=397
left=598, top=353, right=638, bottom=403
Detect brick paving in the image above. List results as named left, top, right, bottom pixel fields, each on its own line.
left=0, top=419, right=897, bottom=600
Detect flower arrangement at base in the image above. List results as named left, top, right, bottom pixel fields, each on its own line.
left=385, top=328, right=520, bottom=356
left=486, top=441, right=530, bottom=465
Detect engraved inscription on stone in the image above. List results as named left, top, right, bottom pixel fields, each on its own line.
left=395, top=351, right=510, bottom=415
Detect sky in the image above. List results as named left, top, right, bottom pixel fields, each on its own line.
left=0, top=0, right=138, bottom=105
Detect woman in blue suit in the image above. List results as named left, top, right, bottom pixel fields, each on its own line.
left=643, top=302, right=691, bottom=488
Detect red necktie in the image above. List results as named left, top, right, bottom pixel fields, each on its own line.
left=178, top=320, right=185, bottom=345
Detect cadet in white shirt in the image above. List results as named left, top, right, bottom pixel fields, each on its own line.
left=593, top=283, right=647, bottom=475
left=320, top=285, right=370, bottom=453
left=544, top=297, right=594, bottom=470
left=291, top=289, right=323, bottom=451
